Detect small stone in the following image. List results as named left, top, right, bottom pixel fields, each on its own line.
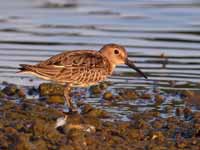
left=17, top=88, right=26, bottom=98
left=0, top=121, right=3, bottom=129
left=47, top=95, right=64, bottom=104
left=176, top=140, right=187, bottom=148
left=82, top=124, right=96, bottom=133
left=175, top=108, right=182, bottom=116
left=125, top=90, right=138, bottom=100
left=181, top=90, right=194, bottom=98
left=191, top=138, right=197, bottom=145
left=119, top=90, right=138, bottom=100
left=15, top=134, right=31, bottom=150
left=81, top=104, right=109, bottom=118
left=0, top=90, right=6, bottom=98
left=32, top=140, right=48, bottom=150
left=83, top=116, right=102, bottom=129
left=183, top=107, right=192, bottom=119
left=99, top=82, right=110, bottom=90
left=2, top=84, right=18, bottom=96
left=60, top=145, right=74, bottom=150
left=85, top=108, right=109, bottom=118
left=4, top=127, right=18, bottom=134
left=89, top=85, right=102, bottom=95
left=55, top=116, right=67, bottom=128
left=155, top=95, right=164, bottom=105
left=66, top=128, right=86, bottom=147
left=39, top=83, right=64, bottom=96
left=152, top=119, right=164, bottom=129
left=140, top=93, right=151, bottom=99
left=81, top=104, right=93, bottom=114
left=151, top=131, right=165, bottom=143
left=164, top=105, right=173, bottom=113
left=103, top=91, right=113, bottom=100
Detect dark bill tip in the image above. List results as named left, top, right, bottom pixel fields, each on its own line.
left=125, top=59, right=148, bottom=79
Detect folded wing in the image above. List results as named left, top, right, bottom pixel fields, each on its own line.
left=19, top=50, right=112, bottom=85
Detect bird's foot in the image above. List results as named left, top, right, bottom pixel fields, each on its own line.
left=55, top=115, right=67, bottom=128
left=68, top=107, right=78, bottom=114
left=63, top=107, right=78, bottom=115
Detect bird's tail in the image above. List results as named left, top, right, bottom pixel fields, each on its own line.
left=17, top=64, right=35, bottom=73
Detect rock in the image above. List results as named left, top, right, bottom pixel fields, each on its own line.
left=89, top=85, right=102, bottom=95
left=60, top=145, right=75, bottom=150
left=175, top=108, right=182, bottom=116
left=0, top=132, right=8, bottom=149
left=155, top=95, right=164, bottom=105
left=194, top=123, right=200, bottom=136
left=151, top=131, right=165, bottom=143
left=0, top=121, right=3, bottom=129
left=39, top=83, right=64, bottom=96
left=183, top=107, right=192, bottom=119
left=193, top=112, right=200, bottom=123
left=171, top=100, right=183, bottom=106
left=89, top=82, right=111, bottom=96
left=81, top=104, right=93, bottom=114
left=2, top=84, right=18, bottom=96
left=152, top=119, right=164, bottom=129
left=15, top=134, right=31, bottom=150
left=55, top=116, right=67, bottom=128
left=66, top=124, right=96, bottom=133
left=176, top=139, right=188, bottom=148
left=81, top=103, right=109, bottom=118
left=99, top=82, right=110, bottom=90
left=84, top=108, right=109, bottom=118
left=32, top=119, right=46, bottom=137
left=103, top=91, right=113, bottom=100
left=118, top=89, right=138, bottom=100
left=181, top=90, right=194, bottom=98
left=67, top=114, right=83, bottom=124
left=4, top=127, right=18, bottom=135
left=140, top=93, right=151, bottom=99
left=135, top=119, right=150, bottom=129
left=47, top=95, right=64, bottom=104
left=83, top=116, right=102, bottom=129
left=128, top=128, right=143, bottom=140
left=184, top=91, right=200, bottom=107
left=66, top=129, right=87, bottom=149
left=32, top=140, right=48, bottom=150
left=32, top=119, right=63, bottom=144
left=125, top=90, right=138, bottom=100
left=0, top=90, right=6, bottom=98
left=17, top=88, right=26, bottom=98
left=0, top=83, right=200, bottom=149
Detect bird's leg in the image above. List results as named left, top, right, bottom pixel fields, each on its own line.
left=63, top=85, right=77, bottom=113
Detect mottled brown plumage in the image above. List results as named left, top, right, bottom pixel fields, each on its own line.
left=20, top=50, right=112, bottom=87
left=19, top=43, right=147, bottom=112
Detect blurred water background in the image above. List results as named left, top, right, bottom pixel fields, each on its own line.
left=0, top=0, right=200, bottom=91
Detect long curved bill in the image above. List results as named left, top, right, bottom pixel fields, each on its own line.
left=125, top=59, right=148, bottom=79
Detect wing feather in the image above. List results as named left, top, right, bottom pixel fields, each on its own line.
left=22, top=50, right=112, bottom=85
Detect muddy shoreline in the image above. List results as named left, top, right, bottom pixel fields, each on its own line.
left=0, top=82, right=200, bottom=150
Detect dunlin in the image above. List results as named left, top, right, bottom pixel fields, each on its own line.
left=19, top=43, right=147, bottom=112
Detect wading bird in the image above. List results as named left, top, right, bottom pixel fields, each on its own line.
left=19, top=43, right=147, bottom=113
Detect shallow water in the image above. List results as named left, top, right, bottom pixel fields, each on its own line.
left=0, top=0, right=200, bottom=119
left=1, top=0, right=200, bottom=90
left=0, top=0, right=200, bottom=89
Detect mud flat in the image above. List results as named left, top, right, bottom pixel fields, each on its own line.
left=0, top=83, right=200, bottom=150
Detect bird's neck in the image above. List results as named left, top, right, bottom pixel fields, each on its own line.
left=99, top=51, right=116, bottom=74
left=108, top=63, right=116, bottom=75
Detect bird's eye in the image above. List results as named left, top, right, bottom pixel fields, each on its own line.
left=114, top=49, right=119, bottom=54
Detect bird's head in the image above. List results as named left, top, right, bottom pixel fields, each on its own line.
left=99, top=43, right=147, bottom=79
